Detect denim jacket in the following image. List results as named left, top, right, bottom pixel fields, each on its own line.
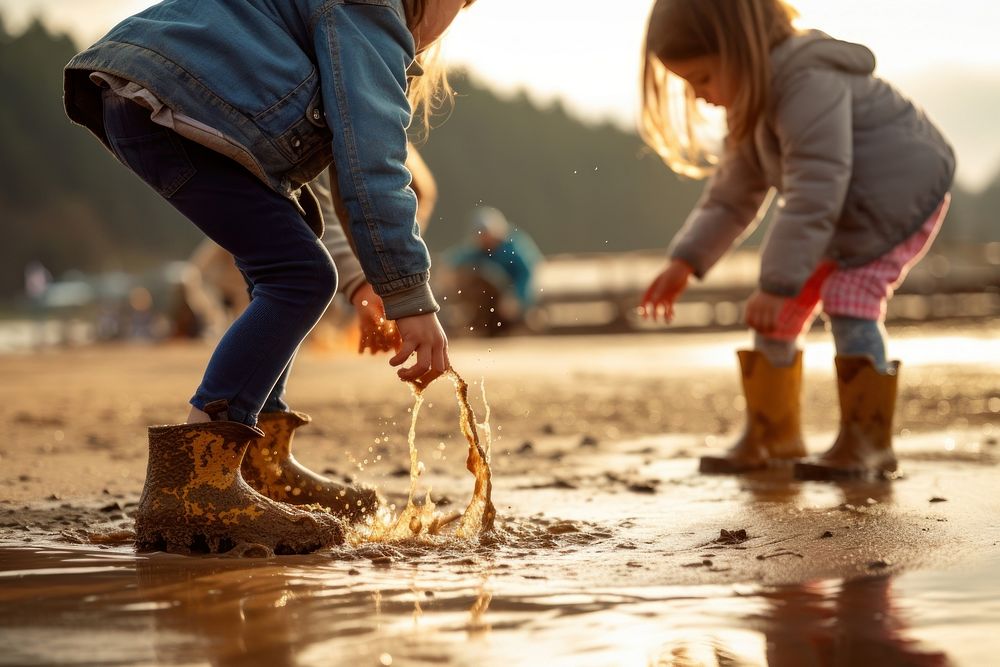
left=64, top=0, right=438, bottom=319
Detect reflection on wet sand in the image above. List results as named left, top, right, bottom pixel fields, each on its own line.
left=651, top=577, right=950, bottom=667
left=1, top=327, right=998, bottom=666
left=0, top=510, right=984, bottom=667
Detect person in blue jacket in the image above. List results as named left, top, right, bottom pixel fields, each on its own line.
left=446, top=206, right=542, bottom=335
left=63, top=0, right=477, bottom=555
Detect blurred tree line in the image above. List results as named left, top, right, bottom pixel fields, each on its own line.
left=0, top=19, right=996, bottom=299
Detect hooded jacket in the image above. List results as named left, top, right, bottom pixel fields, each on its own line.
left=669, top=30, right=956, bottom=297
left=63, top=0, right=437, bottom=320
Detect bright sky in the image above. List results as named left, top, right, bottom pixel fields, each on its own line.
left=4, top=0, right=1000, bottom=188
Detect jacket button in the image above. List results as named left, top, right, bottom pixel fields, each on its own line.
left=312, top=109, right=322, bottom=121
left=292, top=138, right=302, bottom=148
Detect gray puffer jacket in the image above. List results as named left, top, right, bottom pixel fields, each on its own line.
left=669, top=30, right=955, bottom=296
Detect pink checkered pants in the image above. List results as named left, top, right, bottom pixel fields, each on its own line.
left=770, top=195, right=950, bottom=340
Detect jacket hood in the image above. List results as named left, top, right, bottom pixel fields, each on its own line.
left=771, top=30, right=876, bottom=80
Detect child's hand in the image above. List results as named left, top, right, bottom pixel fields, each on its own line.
left=745, top=289, right=788, bottom=334
left=351, top=283, right=402, bottom=355
left=390, top=312, right=450, bottom=388
left=641, top=259, right=693, bottom=322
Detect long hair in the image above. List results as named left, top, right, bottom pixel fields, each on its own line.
left=403, top=0, right=476, bottom=137
left=640, top=0, right=798, bottom=178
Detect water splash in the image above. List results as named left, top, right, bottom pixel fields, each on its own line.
left=348, top=370, right=496, bottom=545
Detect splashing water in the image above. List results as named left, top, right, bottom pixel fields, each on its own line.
left=348, top=370, right=496, bottom=544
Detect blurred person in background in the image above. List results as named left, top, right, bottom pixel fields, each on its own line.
left=444, top=206, right=542, bottom=335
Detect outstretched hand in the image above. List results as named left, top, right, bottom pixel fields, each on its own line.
left=351, top=283, right=402, bottom=355
left=641, top=259, right=693, bottom=322
left=390, top=312, right=450, bottom=389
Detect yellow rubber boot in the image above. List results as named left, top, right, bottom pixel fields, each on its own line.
left=241, top=411, right=380, bottom=523
left=700, top=350, right=807, bottom=474
left=134, top=404, right=344, bottom=555
left=795, top=356, right=900, bottom=481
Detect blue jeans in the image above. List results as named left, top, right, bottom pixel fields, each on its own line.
left=102, top=91, right=336, bottom=426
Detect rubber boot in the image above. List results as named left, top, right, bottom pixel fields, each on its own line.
left=700, top=350, right=807, bottom=474
left=134, top=401, right=344, bottom=555
left=795, top=356, right=900, bottom=481
left=241, top=411, right=380, bottom=523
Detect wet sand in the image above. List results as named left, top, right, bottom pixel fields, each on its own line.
left=1, top=322, right=998, bottom=665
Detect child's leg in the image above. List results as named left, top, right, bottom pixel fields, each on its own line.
left=820, top=194, right=950, bottom=371
left=235, top=267, right=293, bottom=415
left=260, top=355, right=295, bottom=414
left=102, top=93, right=336, bottom=426
left=699, top=265, right=833, bottom=474
left=753, top=333, right=798, bottom=367
left=829, top=316, right=887, bottom=371
left=795, top=197, right=950, bottom=481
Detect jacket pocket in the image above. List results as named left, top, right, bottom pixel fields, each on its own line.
left=103, top=95, right=196, bottom=199
left=109, top=131, right=195, bottom=199
left=102, top=91, right=196, bottom=198
left=256, top=71, right=332, bottom=164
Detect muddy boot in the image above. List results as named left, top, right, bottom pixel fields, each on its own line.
left=134, top=401, right=344, bottom=555
left=795, top=356, right=901, bottom=481
left=241, top=411, right=380, bottom=523
left=699, top=350, right=807, bottom=474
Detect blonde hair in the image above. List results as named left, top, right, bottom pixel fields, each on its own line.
left=404, top=0, right=477, bottom=137
left=640, top=0, right=798, bottom=178
left=406, top=45, right=449, bottom=138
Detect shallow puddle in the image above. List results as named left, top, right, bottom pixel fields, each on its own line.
left=2, top=426, right=998, bottom=666
left=1, top=537, right=997, bottom=666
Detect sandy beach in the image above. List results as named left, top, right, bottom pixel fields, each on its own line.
left=1, top=322, right=998, bottom=665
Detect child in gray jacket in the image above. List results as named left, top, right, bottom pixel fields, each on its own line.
left=638, top=0, right=955, bottom=480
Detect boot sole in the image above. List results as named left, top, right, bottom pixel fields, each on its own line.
left=793, top=461, right=899, bottom=482
left=699, top=456, right=768, bottom=475
left=135, top=522, right=341, bottom=556
left=699, top=455, right=804, bottom=475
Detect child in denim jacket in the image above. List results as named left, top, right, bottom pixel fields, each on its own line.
left=64, top=0, right=476, bottom=555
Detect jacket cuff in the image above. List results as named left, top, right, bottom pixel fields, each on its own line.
left=669, top=249, right=707, bottom=280
left=382, top=282, right=440, bottom=321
